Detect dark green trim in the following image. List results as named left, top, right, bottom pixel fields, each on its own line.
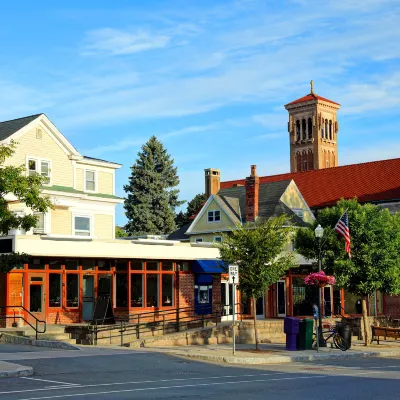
left=42, top=185, right=123, bottom=200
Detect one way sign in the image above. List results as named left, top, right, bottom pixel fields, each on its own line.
left=228, top=265, right=239, bottom=284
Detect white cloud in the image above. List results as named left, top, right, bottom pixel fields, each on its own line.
left=82, top=28, right=170, bottom=56
left=84, top=123, right=217, bottom=156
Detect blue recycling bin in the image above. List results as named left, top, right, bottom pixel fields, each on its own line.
left=284, top=317, right=299, bottom=351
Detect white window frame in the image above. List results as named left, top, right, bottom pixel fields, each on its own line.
left=195, top=238, right=203, bottom=243
left=207, top=210, right=221, bottom=223
left=214, top=236, right=222, bottom=243
left=294, top=209, right=305, bottom=221
left=72, top=214, right=93, bottom=237
left=84, top=169, right=98, bottom=193
left=26, top=156, right=51, bottom=185
left=33, top=212, right=45, bottom=234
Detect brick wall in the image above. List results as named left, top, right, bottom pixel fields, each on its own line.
left=178, top=273, right=194, bottom=309
left=47, top=310, right=80, bottom=324
left=212, top=275, right=221, bottom=307
left=384, top=295, right=400, bottom=318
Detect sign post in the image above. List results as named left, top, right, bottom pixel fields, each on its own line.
left=229, top=265, right=239, bottom=356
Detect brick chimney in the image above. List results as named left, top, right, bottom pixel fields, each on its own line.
left=245, top=165, right=259, bottom=222
left=204, top=168, right=220, bottom=198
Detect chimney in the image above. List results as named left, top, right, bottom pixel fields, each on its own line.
left=204, top=168, right=220, bottom=198
left=245, top=165, right=259, bottom=222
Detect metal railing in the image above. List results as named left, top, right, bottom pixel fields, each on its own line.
left=0, top=305, right=46, bottom=340
left=89, top=303, right=243, bottom=347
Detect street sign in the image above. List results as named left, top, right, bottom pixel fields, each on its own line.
left=228, top=265, right=239, bottom=284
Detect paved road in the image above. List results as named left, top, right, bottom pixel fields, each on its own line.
left=0, top=346, right=400, bottom=399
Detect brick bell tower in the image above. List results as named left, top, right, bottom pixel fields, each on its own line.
left=285, top=81, right=341, bottom=173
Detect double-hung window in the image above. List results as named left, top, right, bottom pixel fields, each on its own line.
left=74, top=216, right=91, bottom=236
left=28, top=158, right=51, bottom=184
left=33, top=212, right=45, bottom=234
left=207, top=210, right=221, bottom=223
left=85, top=170, right=96, bottom=192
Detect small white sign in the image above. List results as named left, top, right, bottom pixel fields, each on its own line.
left=228, top=265, right=239, bottom=284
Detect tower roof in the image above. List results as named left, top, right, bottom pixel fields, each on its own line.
left=285, top=81, right=340, bottom=107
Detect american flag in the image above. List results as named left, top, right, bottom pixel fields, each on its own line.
left=335, top=210, right=351, bottom=258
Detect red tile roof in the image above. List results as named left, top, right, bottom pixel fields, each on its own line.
left=285, top=93, right=340, bottom=107
left=220, top=158, right=400, bottom=208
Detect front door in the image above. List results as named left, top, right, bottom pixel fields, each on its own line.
left=28, top=273, right=46, bottom=324
left=277, top=280, right=286, bottom=317
left=82, top=275, right=95, bottom=321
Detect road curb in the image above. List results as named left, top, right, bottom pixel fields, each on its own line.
left=0, top=362, right=34, bottom=379
left=0, top=333, right=80, bottom=351
left=173, top=350, right=400, bottom=364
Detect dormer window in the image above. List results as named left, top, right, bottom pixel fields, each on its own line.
left=207, top=210, right=221, bottom=223
left=27, top=158, right=51, bottom=184
left=85, top=170, right=97, bottom=192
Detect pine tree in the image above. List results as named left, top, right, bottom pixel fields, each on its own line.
left=124, top=136, right=183, bottom=236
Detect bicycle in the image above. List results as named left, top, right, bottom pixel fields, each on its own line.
left=313, top=323, right=348, bottom=351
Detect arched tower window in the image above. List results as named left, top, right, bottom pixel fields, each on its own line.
left=329, top=120, right=332, bottom=140
left=307, top=117, right=312, bottom=139
left=296, top=120, right=300, bottom=141
left=302, top=119, right=306, bottom=140
left=325, top=120, right=329, bottom=139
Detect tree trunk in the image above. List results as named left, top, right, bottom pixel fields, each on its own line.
left=252, top=297, right=259, bottom=350
left=362, top=296, right=369, bottom=346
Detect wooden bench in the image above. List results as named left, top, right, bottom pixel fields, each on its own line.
left=371, top=326, right=400, bottom=344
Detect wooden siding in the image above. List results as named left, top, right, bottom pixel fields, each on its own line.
left=51, top=209, right=72, bottom=235
left=98, top=171, right=113, bottom=195
left=5, top=124, right=74, bottom=187
left=94, top=214, right=114, bottom=239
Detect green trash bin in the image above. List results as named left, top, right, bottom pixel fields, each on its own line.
left=297, top=319, right=314, bottom=350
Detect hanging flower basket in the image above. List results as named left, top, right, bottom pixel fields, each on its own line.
left=304, top=271, right=335, bottom=287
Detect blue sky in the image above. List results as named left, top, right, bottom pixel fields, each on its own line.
left=1, top=0, right=400, bottom=226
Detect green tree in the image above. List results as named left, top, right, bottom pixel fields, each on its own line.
left=295, top=198, right=400, bottom=346
left=124, top=136, right=183, bottom=236
left=0, top=141, right=52, bottom=272
left=219, top=215, right=296, bottom=350
left=175, top=193, right=206, bottom=228
left=115, top=226, right=128, bottom=238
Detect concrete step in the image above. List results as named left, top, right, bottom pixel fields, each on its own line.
left=28, top=334, right=72, bottom=341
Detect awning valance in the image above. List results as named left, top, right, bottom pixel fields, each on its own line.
left=193, top=259, right=226, bottom=274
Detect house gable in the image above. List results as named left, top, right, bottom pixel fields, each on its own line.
left=280, top=180, right=315, bottom=224
left=186, top=195, right=238, bottom=235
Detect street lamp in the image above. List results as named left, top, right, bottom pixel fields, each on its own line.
left=314, top=224, right=326, bottom=347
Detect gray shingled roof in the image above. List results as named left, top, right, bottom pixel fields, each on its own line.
left=167, top=223, right=191, bottom=241
left=0, top=114, right=42, bottom=141
left=83, top=155, right=122, bottom=166
left=218, top=180, right=308, bottom=227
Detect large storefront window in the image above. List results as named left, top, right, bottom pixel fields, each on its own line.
left=162, top=275, right=174, bottom=306
left=292, top=277, right=318, bottom=316
left=147, top=275, right=159, bottom=307
left=344, top=290, right=362, bottom=314
left=67, top=275, right=79, bottom=308
left=131, top=274, right=143, bottom=307
left=49, top=274, right=62, bottom=307
left=130, top=261, right=175, bottom=308
left=116, top=274, right=128, bottom=307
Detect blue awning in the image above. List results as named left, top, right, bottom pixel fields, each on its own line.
left=193, top=260, right=226, bottom=274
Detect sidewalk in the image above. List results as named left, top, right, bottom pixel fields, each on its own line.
left=142, top=340, right=400, bottom=365
left=0, top=361, right=33, bottom=378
